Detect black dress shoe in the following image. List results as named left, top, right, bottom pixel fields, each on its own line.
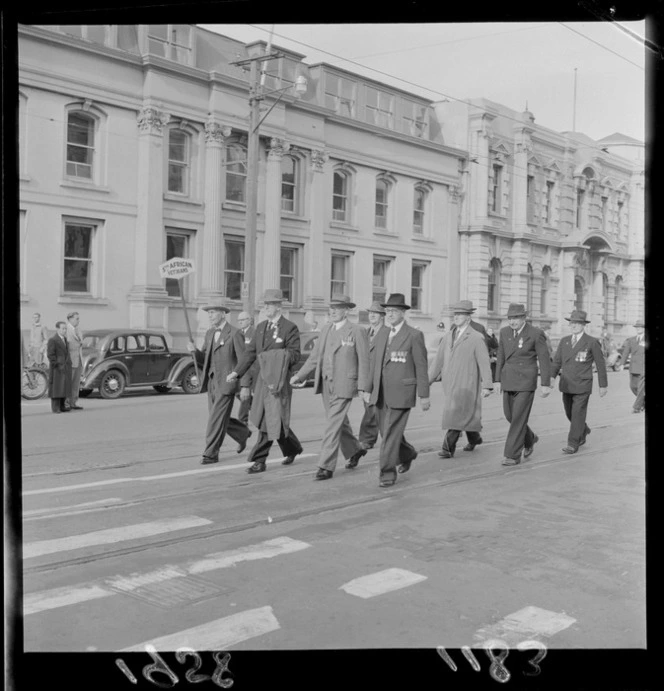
left=314, top=468, right=333, bottom=481
left=237, top=431, right=252, bottom=454
left=501, top=457, right=521, bottom=466
left=463, top=437, right=483, bottom=451
left=523, top=434, right=539, bottom=459
left=281, top=455, right=296, bottom=465
left=247, top=461, right=266, bottom=474
left=379, top=478, right=396, bottom=487
left=579, top=428, right=591, bottom=445
left=345, top=448, right=367, bottom=469
left=71, top=405, right=84, bottom=410
left=52, top=409, right=62, bottom=414
left=397, top=461, right=411, bottom=474
left=438, top=450, right=453, bottom=458
left=561, top=446, right=578, bottom=454
left=200, top=457, right=218, bottom=465
left=60, top=408, right=71, bottom=413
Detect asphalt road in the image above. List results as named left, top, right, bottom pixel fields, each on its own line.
left=18, top=370, right=645, bottom=654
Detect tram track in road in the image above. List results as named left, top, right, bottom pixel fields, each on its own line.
left=23, top=435, right=640, bottom=577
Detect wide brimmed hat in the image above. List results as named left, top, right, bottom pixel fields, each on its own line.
left=201, top=301, right=230, bottom=313
left=380, top=293, right=410, bottom=310
left=329, top=293, right=356, bottom=309
left=261, top=288, right=284, bottom=303
left=451, top=300, right=476, bottom=314
left=564, top=310, right=590, bottom=323
left=634, top=319, right=645, bottom=328
left=366, top=301, right=386, bottom=314
left=506, top=303, right=527, bottom=318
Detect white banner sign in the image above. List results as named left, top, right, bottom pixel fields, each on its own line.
left=159, top=257, right=196, bottom=279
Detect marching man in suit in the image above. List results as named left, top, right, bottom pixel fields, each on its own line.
left=495, top=303, right=552, bottom=466
left=227, top=289, right=303, bottom=474
left=46, top=321, right=72, bottom=413
left=551, top=310, right=608, bottom=454
left=187, top=302, right=252, bottom=465
left=350, top=301, right=389, bottom=468
left=235, top=311, right=258, bottom=427
left=363, top=293, right=430, bottom=488
left=290, top=294, right=370, bottom=481
left=621, top=319, right=646, bottom=413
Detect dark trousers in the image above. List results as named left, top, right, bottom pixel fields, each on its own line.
left=376, top=404, right=417, bottom=481
left=358, top=401, right=380, bottom=449
left=203, top=385, right=250, bottom=460
left=247, top=423, right=303, bottom=465
left=630, top=373, right=645, bottom=411
left=562, top=392, right=591, bottom=449
left=235, top=391, right=253, bottom=426
left=50, top=397, right=67, bottom=413
left=502, top=390, right=536, bottom=460
left=443, top=429, right=482, bottom=456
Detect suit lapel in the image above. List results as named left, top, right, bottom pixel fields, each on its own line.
left=332, top=322, right=352, bottom=353
left=213, top=323, right=231, bottom=351
left=388, top=323, right=409, bottom=353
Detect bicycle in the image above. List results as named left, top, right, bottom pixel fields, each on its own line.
left=22, top=363, right=49, bottom=400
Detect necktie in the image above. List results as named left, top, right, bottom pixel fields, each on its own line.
left=637, top=335, right=642, bottom=345
left=451, top=327, right=457, bottom=346
left=388, top=327, right=397, bottom=343
left=572, top=335, right=578, bottom=347
left=369, top=328, right=375, bottom=339
left=513, top=329, right=518, bottom=339
left=214, top=330, right=220, bottom=342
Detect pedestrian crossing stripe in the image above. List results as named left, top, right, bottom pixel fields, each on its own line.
left=340, top=568, right=428, bottom=598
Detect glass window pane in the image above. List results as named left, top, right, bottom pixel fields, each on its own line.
left=117, top=25, right=139, bottom=52
left=281, top=248, right=293, bottom=274
left=60, top=25, right=83, bottom=37
left=168, top=165, right=184, bottom=193
left=366, top=88, right=377, bottom=106
left=333, top=172, right=345, bottom=195
left=64, top=260, right=90, bottom=292
left=172, top=25, right=190, bottom=46
left=68, top=113, right=93, bottom=145
left=169, top=131, right=186, bottom=161
left=87, top=25, right=107, bottom=44
left=65, top=225, right=92, bottom=259
left=148, top=24, right=168, bottom=39
left=226, top=272, right=242, bottom=300
left=226, top=242, right=244, bottom=270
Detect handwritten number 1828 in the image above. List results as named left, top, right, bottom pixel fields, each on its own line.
left=115, top=646, right=232, bottom=687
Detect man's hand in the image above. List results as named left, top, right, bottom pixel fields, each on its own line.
left=186, top=341, right=196, bottom=353
left=599, top=387, right=608, bottom=397
left=481, top=388, right=492, bottom=398
left=494, top=382, right=501, bottom=395
left=420, top=397, right=431, bottom=412
left=239, top=387, right=251, bottom=401
left=362, top=391, right=372, bottom=404
left=289, top=374, right=301, bottom=386
left=540, top=385, right=551, bottom=398
left=226, top=372, right=238, bottom=383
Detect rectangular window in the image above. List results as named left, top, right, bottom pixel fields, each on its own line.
left=545, top=181, right=555, bottom=224
left=167, top=130, right=188, bottom=194
left=280, top=246, right=298, bottom=304
left=225, top=145, right=247, bottom=203
left=617, top=200, right=624, bottom=235
left=324, top=74, right=356, bottom=117
left=491, top=165, right=502, bottom=213
left=330, top=253, right=349, bottom=298
left=366, top=87, right=394, bottom=129
left=332, top=172, right=348, bottom=222
left=281, top=157, right=296, bottom=212
left=165, top=231, right=190, bottom=297
left=402, top=100, right=428, bottom=138
left=526, top=175, right=536, bottom=223
left=224, top=239, right=244, bottom=300
left=66, top=112, right=95, bottom=179
left=576, top=190, right=585, bottom=228
left=413, top=189, right=426, bottom=235
left=372, top=258, right=391, bottom=303
left=148, top=24, right=192, bottom=64
left=411, top=262, right=427, bottom=311
left=375, top=180, right=388, bottom=229
left=601, top=196, right=608, bottom=232
left=63, top=222, right=94, bottom=293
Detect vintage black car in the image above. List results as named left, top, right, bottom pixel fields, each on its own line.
left=78, top=329, right=203, bottom=399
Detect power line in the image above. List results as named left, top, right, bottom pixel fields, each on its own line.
left=557, top=22, right=645, bottom=70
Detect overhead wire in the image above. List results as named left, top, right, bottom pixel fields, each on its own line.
left=557, top=22, right=645, bottom=70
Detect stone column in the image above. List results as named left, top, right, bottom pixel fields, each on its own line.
left=199, top=118, right=232, bottom=303
left=590, top=262, right=606, bottom=334
left=512, top=136, right=531, bottom=233
left=510, top=239, right=530, bottom=305
left=304, top=149, right=329, bottom=322
left=128, top=105, right=171, bottom=330
left=447, top=184, right=462, bottom=309
left=263, top=137, right=290, bottom=293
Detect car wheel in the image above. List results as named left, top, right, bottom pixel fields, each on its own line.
left=153, top=385, right=172, bottom=393
left=99, top=370, right=126, bottom=399
left=181, top=365, right=201, bottom=394
left=78, top=389, right=93, bottom=398
left=21, top=368, right=48, bottom=400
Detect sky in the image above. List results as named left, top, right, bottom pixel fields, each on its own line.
left=198, top=22, right=646, bottom=143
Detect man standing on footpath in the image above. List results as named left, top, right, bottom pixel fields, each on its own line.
left=350, top=301, right=389, bottom=468
left=28, top=312, right=49, bottom=366
left=235, top=311, right=258, bottom=427
left=65, top=311, right=84, bottom=410
left=363, top=293, right=430, bottom=488
left=428, top=300, right=493, bottom=458
left=550, top=310, right=608, bottom=454
left=187, top=302, right=252, bottom=465
left=620, top=319, right=646, bottom=413
left=290, top=294, right=369, bottom=481
left=227, top=289, right=303, bottom=474
left=494, top=303, right=552, bottom=466
left=47, top=321, right=72, bottom=414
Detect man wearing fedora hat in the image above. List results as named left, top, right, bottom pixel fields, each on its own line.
left=227, top=289, right=303, bottom=473
left=234, top=311, right=258, bottom=426
left=352, top=301, right=390, bottom=464
left=620, top=319, right=646, bottom=413
left=187, top=302, right=252, bottom=464
left=290, top=294, right=369, bottom=480
left=363, top=293, right=430, bottom=487
left=551, top=310, right=607, bottom=453
left=495, top=303, right=552, bottom=466
left=429, top=300, right=493, bottom=458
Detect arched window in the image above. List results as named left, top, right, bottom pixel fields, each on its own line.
left=540, top=266, right=551, bottom=315
left=66, top=111, right=95, bottom=179
left=225, top=144, right=247, bottom=203
left=413, top=186, right=427, bottom=234
left=614, top=276, right=623, bottom=322
left=332, top=171, right=349, bottom=222
left=167, top=129, right=189, bottom=194
left=602, top=273, right=610, bottom=324
left=574, top=277, right=585, bottom=311
left=375, top=178, right=389, bottom=229
left=281, top=155, right=298, bottom=212
left=487, top=258, right=501, bottom=313
left=526, top=264, right=534, bottom=315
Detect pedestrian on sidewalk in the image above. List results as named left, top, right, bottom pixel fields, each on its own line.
left=290, top=294, right=369, bottom=481
left=65, top=311, right=84, bottom=410
left=46, top=321, right=72, bottom=414
left=550, top=310, right=608, bottom=454
left=28, top=312, right=49, bottom=367
left=495, top=303, right=552, bottom=466
left=428, top=300, right=493, bottom=458
left=234, top=311, right=258, bottom=426
left=363, top=293, right=430, bottom=488
left=620, top=319, right=646, bottom=413
left=188, top=301, right=252, bottom=465
left=227, top=289, right=303, bottom=474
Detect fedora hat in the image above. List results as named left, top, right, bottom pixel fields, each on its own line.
left=200, top=300, right=230, bottom=313
left=366, top=301, right=386, bottom=314
left=451, top=300, right=476, bottom=314
left=564, top=310, right=590, bottom=323
left=329, top=293, right=356, bottom=309
left=633, top=319, right=645, bottom=328
left=506, top=303, right=527, bottom=318
left=380, top=293, right=410, bottom=310
left=261, top=288, right=284, bottom=303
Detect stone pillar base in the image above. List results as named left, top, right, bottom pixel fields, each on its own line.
left=127, top=286, right=171, bottom=331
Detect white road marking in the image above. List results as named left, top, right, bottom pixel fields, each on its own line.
left=23, top=498, right=124, bottom=520
left=340, top=568, right=428, bottom=598
left=120, top=606, right=280, bottom=652
left=23, top=516, right=212, bottom=559
left=24, top=537, right=311, bottom=615
left=473, top=606, right=577, bottom=646
left=23, top=454, right=318, bottom=496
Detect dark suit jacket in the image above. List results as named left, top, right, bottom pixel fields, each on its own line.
left=239, top=325, right=259, bottom=389
left=366, top=322, right=429, bottom=409
left=46, top=334, right=72, bottom=399
left=495, top=323, right=552, bottom=391
left=235, top=315, right=301, bottom=381
left=551, top=333, right=608, bottom=393
left=469, top=319, right=493, bottom=352
left=621, top=335, right=645, bottom=375
left=199, top=322, right=246, bottom=395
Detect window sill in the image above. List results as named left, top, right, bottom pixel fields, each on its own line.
left=329, top=221, right=359, bottom=232
left=164, top=193, right=203, bottom=207
left=58, top=295, right=110, bottom=306
left=488, top=211, right=507, bottom=219
left=410, top=235, right=435, bottom=243
left=20, top=174, right=32, bottom=183
left=60, top=180, right=111, bottom=194
left=281, top=212, right=308, bottom=222
left=373, top=229, right=399, bottom=237
left=222, top=201, right=247, bottom=212
left=20, top=293, right=30, bottom=303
